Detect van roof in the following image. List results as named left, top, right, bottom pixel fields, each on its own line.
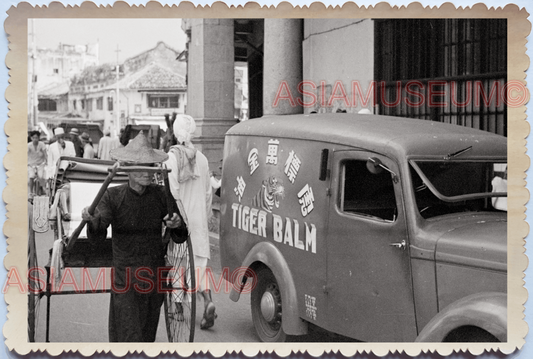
left=227, top=114, right=507, bottom=159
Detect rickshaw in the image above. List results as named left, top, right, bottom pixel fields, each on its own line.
left=28, top=156, right=196, bottom=342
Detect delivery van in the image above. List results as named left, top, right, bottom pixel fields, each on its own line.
left=219, top=113, right=507, bottom=342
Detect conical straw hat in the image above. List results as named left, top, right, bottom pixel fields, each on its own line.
left=110, top=131, right=168, bottom=164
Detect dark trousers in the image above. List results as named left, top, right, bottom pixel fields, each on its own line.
left=108, top=289, right=164, bottom=342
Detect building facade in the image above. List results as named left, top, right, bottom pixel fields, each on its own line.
left=28, top=42, right=99, bottom=128
left=40, top=41, right=186, bottom=135
left=183, top=18, right=508, bottom=172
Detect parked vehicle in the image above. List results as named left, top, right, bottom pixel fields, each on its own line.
left=121, top=124, right=161, bottom=149
left=219, top=113, right=507, bottom=342
left=59, top=122, right=104, bottom=152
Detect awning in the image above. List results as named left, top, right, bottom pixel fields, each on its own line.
left=37, top=82, right=70, bottom=98
left=39, top=112, right=104, bottom=129
left=130, top=115, right=167, bottom=131
left=38, top=112, right=84, bottom=122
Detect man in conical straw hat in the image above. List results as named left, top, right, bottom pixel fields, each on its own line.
left=164, top=114, right=217, bottom=330
left=81, top=132, right=187, bottom=342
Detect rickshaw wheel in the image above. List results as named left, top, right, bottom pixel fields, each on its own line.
left=251, top=266, right=287, bottom=342
left=28, top=205, right=42, bottom=342
left=164, top=236, right=196, bottom=342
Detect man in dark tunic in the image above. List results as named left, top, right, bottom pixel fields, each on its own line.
left=69, top=128, right=84, bottom=158
left=82, top=133, right=186, bottom=342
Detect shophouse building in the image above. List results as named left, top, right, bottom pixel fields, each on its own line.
left=29, top=42, right=99, bottom=129
left=68, top=41, right=187, bottom=135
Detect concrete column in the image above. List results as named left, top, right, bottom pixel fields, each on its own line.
left=185, top=19, right=235, bottom=171
left=263, top=19, right=303, bottom=116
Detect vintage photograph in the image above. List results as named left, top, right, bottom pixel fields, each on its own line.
left=3, top=2, right=530, bottom=356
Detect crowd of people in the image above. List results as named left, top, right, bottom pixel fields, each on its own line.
left=29, top=115, right=219, bottom=342
left=27, top=126, right=121, bottom=198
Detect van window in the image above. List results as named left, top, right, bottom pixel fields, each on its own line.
left=410, top=160, right=507, bottom=218
left=341, top=160, right=397, bottom=221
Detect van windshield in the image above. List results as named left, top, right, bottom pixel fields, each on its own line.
left=410, top=160, right=507, bottom=219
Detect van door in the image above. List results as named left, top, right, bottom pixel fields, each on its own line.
left=325, top=150, right=417, bottom=341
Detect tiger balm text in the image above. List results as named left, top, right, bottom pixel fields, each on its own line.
left=231, top=203, right=317, bottom=254
left=232, top=203, right=268, bottom=237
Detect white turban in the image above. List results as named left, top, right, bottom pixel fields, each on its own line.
left=175, top=128, right=191, bottom=145
left=173, top=115, right=196, bottom=138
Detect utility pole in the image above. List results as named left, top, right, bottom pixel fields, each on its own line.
left=115, top=45, right=121, bottom=138
left=30, top=19, right=38, bottom=129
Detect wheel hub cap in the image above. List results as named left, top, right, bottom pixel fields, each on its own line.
left=260, top=291, right=276, bottom=322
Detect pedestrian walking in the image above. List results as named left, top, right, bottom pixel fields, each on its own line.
left=27, top=130, right=47, bottom=198
left=81, top=132, right=95, bottom=159
left=69, top=128, right=84, bottom=157
left=46, top=127, right=76, bottom=179
left=164, top=114, right=217, bottom=330
left=98, top=130, right=118, bottom=160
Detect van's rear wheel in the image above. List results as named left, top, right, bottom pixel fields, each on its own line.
left=251, top=267, right=287, bottom=342
left=443, top=326, right=500, bottom=342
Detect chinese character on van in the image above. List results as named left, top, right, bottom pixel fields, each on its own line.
left=220, top=114, right=507, bottom=342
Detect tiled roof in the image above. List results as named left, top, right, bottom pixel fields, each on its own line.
left=123, top=41, right=183, bottom=74
left=129, top=63, right=186, bottom=89
left=105, top=62, right=186, bottom=91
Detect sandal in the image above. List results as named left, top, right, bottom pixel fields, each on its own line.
left=200, top=302, right=217, bottom=330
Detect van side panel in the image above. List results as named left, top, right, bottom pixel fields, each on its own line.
left=436, top=264, right=506, bottom=310
left=411, top=258, right=439, bottom=333
left=220, top=134, right=330, bottom=328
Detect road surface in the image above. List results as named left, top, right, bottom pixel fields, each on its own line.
left=29, top=219, right=352, bottom=343
left=30, top=228, right=258, bottom=342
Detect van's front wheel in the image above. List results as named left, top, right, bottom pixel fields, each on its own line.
left=251, top=267, right=287, bottom=342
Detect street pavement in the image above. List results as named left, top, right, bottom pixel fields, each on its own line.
left=30, top=223, right=351, bottom=342
left=31, top=228, right=258, bottom=342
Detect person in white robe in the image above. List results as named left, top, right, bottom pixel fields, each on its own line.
left=98, top=130, right=119, bottom=160
left=164, top=115, right=216, bottom=330
left=46, top=127, right=76, bottom=179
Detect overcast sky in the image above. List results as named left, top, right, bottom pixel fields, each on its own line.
left=30, top=18, right=187, bottom=65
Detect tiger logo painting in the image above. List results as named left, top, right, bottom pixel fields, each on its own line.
left=251, top=176, right=285, bottom=213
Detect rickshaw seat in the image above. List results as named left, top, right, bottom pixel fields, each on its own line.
left=65, top=181, right=119, bottom=239
left=61, top=181, right=120, bottom=268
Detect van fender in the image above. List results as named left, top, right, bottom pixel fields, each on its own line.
left=229, top=241, right=308, bottom=335
left=415, top=292, right=507, bottom=342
